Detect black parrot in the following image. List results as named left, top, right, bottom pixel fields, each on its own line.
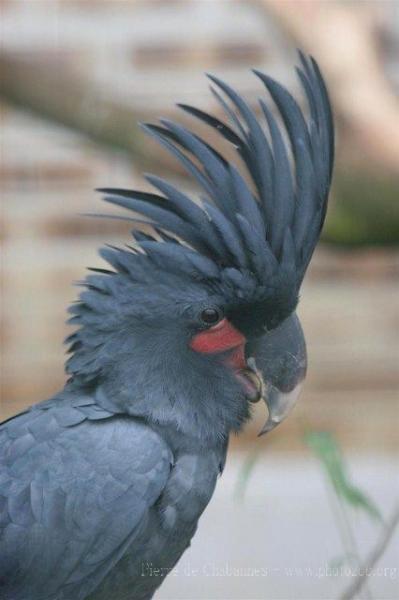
left=0, top=52, right=334, bottom=600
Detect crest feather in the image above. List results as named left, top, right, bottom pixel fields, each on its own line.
left=98, top=52, right=334, bottom=293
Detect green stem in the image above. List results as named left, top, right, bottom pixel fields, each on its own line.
left=327, top=481, right=373, bottom=599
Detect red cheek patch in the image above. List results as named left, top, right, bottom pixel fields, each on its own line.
left=190, top=318, right=245, bottom=354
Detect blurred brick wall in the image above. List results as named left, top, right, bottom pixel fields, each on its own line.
left=1, top=106, right=134, bottom=410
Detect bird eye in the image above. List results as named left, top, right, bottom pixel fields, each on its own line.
left=200, top=307, right=223, bottom=326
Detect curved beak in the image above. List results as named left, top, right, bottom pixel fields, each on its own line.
left=259, top=379, right=304, bottom=435
left=251, top=312, right=307, bottom=436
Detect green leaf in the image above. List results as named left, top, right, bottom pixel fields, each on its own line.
left=235, top=448, right=260, bottom=502
left=305, top=431, right=383, bottom=523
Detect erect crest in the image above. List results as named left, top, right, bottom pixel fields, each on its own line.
left=96, top=52, right=334, bottom=304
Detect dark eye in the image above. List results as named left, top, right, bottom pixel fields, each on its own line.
left=200, top=307, right=223, bottom=326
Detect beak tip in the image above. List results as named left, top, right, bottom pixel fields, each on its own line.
left=257, top=419, right=279, bottom=437
left=258, top=380, right=304, bottom=438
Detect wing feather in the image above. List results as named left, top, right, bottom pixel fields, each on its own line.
left=0, top=397, right=172, bottom=600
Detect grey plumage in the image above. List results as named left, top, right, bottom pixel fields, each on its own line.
left=1, top=395, right=219, bottom=600
left=0, top=53, right=334, bottom=600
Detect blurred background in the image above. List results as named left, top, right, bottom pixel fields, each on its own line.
left=1, top=1, right=398, bottom=598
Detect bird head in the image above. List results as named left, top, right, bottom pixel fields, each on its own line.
left=65, top=52, right=333, bottom=443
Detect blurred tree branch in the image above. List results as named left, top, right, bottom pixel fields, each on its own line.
left=255, top=0, right=399, bottom=174
left=0, top=53, right=153, bottom=169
